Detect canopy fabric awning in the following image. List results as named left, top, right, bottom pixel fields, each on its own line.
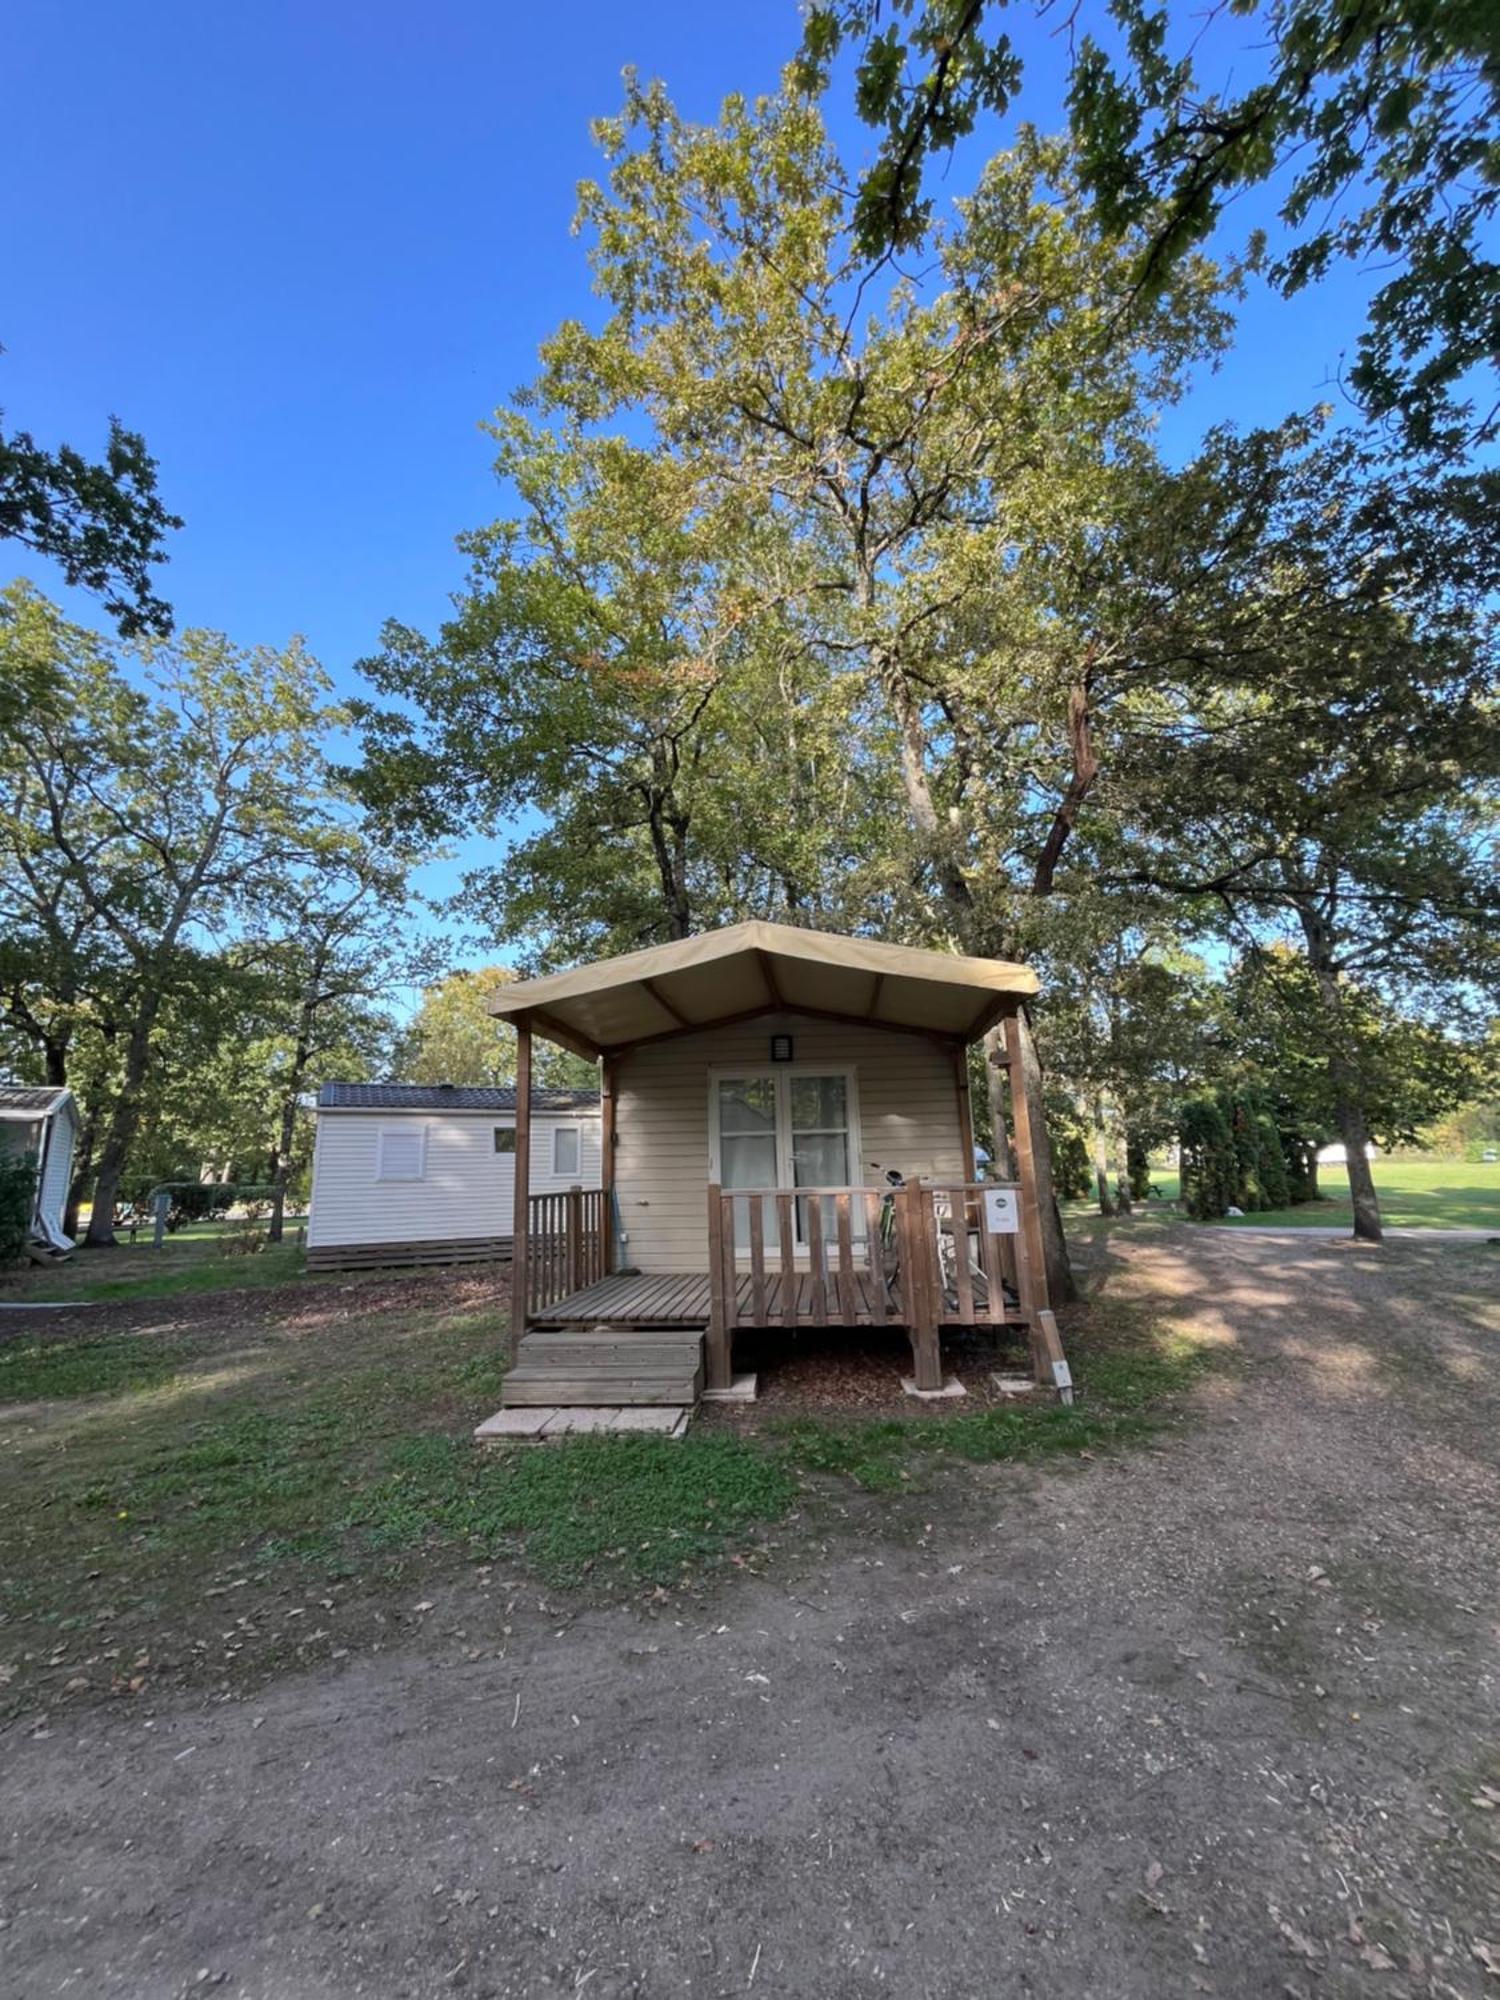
left=486, top=921, right=1038, bottom=1060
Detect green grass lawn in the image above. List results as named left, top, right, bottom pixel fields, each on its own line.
left=1064, top=1158, right=1499, bottom=1231
left=0, top=1263, right=1210, bottom=1711
left=0, top=1221, right=321, bottom=1306
left=1213, top=1158, right=1500, bottom=1230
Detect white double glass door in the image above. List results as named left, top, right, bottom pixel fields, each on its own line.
left=711, top=1070, right=861, bottom=1251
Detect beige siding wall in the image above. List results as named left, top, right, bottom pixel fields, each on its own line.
left=308, top=1110, right=601, bottom=1250
left=614, top=1012, right=967, bottom=1273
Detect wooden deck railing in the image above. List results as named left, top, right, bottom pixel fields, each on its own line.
left=705, top=1182, right=1034, bottom=1335
left=526, top=1186, right=607, bottom=1317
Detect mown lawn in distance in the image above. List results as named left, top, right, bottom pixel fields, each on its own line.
left=1065, top=1159, right=1498, bottom=1231
left=0, top=1223, right=318, bottom=1306
left=1212, top=1158, right=1500, bottom=1230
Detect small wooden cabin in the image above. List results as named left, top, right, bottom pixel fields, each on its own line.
left=487, top=924, right=1066, bottom=1404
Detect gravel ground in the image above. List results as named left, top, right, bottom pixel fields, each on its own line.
left=2, top=1226, right=1498, bottom=1999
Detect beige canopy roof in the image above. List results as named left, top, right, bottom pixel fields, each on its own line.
left=487, top=921, right=1038, bottom=1059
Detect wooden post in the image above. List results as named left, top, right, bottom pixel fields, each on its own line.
left=952, top=1044, right=978, bottom=1181
left=509, top=1020, right=532, bottom=1367
left=600, top=1055, right=616, bottom=1275
left=897, top=1183, right=943, bottom=1391
left=566, top=1184, right=583, bottom=1293
left=1000, top=1005, right=1052, bottom=1319
left=704, top=1182, right=732, bottom=1390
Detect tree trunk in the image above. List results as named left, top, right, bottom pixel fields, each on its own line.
left=84, top=1009, right=158, bottom=1247
left=1111, top=1103, right=1133, bottom=1215
left=1091, top=1097, right=1116, bottom=1216
left=267, top=1007, right=316, bottom=1246
left=267, top=1093, right=298, bottom=1244
left=64, top=1112, right=96, bottom=1240
left=1335, top=1094, right=1383, bottom=1243
left=1297, top=901, right=1383, bottom=1245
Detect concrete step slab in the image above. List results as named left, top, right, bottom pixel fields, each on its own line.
left=475, top=1405, right=690, bottom=1441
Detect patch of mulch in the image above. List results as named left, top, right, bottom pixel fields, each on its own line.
left=715, top=1321, right=1041, bottom=1417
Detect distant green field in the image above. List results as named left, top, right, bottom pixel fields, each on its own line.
left=1212, top=1158, right=1500, bottom=1231
left=1066, top=1159, right=1499, bottom=1231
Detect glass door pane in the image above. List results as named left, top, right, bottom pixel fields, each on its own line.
left=788, top=1073, right=857, bottom=1243
left=716, top=1076, right=778, bottom=1251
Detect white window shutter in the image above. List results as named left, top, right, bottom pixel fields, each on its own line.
left=377, top=1127, right=426, bottom=1181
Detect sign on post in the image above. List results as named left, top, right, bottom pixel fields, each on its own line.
left=983, top=1187, right=1019, bottom=1234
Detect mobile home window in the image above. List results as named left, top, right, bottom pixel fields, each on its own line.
left=552, top=1126, right=581, bottom=1177
left=493, top=1127, right=516, bottom=1154
left=375, top=1126, right=426, bottom=1181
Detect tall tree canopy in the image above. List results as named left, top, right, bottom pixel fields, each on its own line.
left=1, top=402, right=180, bottom=637
left=0, top=584, right=392, bottom=1242
left=800, top=0, right=1500, bottom=455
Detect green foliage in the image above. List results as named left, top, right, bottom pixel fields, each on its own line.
left=1178, top=1094, right=1239, bottom=1221
left=1223, top=948, right=1492, bottom=1162
left=1180, top=1083, right=1315, bottom=1219
left=0, top=583, right=417, bottom=1233
left=0, top=1156, right=37, bottom=1266
left=351, top=81, right=1228, bottom=976
left=801, top=0, right=1500, bottom=454
left=127, top=1181, right=240, bottom=1226
left=0, top=412, right=181, bottom=636
left=396, top=966, right=593, bottom=1090
left=1045, top=1094, right=1093, bottom=1201
left=397, top=967, right=519, bottom=1085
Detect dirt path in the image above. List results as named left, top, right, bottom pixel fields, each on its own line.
left=2, top=1228, right=1498, bottom=1999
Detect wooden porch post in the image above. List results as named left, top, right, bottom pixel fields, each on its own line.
left=1000, top=1005, right=1051, bottom=1313
left=1000, top=1002, right=1068, bottom=1390
left=704, top=1182, right=732, bottom=1390
left=509, top=1019, right=532, bottom=1367
left=600, top=1055, right=616, bottom=1276
left=566, top=1184, right=583, bottom=1293
left=896, top=1183, right=943, bottom=1392
left=952, top=1043, right=978, bottom=1181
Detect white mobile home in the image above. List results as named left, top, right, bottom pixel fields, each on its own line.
left=307, top=1082, right=602, bottom=1271
left=0, top=1084, right=80, bottom=1256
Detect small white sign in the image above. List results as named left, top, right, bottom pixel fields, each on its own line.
left=983, top=1188, right=1019, bottom=1234
left=1051, top=1359, right=1073, bottom=1390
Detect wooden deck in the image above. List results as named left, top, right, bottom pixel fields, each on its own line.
left=531, top=1266, right=923, bottom=1330
left=530, top=1272, right=713, bottom=1327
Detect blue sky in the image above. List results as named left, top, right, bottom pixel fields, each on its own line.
left=6, top=1, right=1384, bottom=969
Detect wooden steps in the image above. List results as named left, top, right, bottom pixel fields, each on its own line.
left=501, top=1323, right=706, bottom=1409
